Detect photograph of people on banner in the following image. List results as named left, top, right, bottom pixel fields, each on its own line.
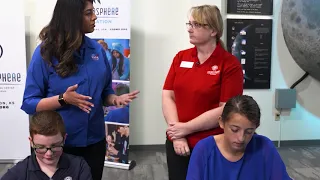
left=97, top=39, right=130, bottom=81
left=103, top=81, right=130, bottom=124
left=103, top=81, right=130, bottom=165
left=105, top=123, right=129, bottom=164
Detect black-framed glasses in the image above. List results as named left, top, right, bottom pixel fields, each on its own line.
left=32, top=140, right=64, bottom=154
left=186, top=22, right=209, bottom=29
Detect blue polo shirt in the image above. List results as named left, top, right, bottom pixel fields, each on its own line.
left=21, top=36, right=115, bottom=147
left=0, top=153, right=92, bottom=180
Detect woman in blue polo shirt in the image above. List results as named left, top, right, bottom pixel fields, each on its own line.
left=20, top=0, right=139, bottom=180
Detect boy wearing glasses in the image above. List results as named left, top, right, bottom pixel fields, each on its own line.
left=1, top=110, right=93, bottom=180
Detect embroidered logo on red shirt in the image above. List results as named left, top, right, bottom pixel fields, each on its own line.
left=207, top=65, right=220, bottom=75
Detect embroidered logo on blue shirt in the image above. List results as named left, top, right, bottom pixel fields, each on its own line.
left=91, top=54, right=99, bottom=61
left=64, top=177, right=72, bottom=180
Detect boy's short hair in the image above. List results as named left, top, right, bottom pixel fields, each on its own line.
left=29, top=110, right=66, bottom=138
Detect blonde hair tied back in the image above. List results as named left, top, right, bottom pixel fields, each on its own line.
left=189, top=5, right=226, bottom=49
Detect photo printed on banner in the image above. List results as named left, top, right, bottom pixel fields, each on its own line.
left=105, top=122, right=130, bottom=164
left=95, top=38, right=130, bottom=81
left=103, top=81, right=130, bottom=124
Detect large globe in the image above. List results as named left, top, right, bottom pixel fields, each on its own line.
left=281, top=0, right=320, bottom=81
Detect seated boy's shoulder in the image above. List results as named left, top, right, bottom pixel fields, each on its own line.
left=14, top=155, right=32, bottom=168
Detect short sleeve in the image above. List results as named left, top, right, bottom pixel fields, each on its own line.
left=220, top=55, right=243, bottom=102
left=163, top=53, right=180, bottom=90
left=79, top=158, right=93, bottom=180
left=21, top=45, right=49, bottom=115
left=264, top=138, right=292, bottom=180
left=186, top=137, right=212, bottom=180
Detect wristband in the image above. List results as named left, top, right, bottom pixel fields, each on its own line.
left=58, top=93, right=67, bottom=106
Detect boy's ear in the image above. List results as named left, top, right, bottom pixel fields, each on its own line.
left=28, top=136, right=32, bottom=146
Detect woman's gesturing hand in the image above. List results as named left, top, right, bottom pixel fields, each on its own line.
left=63, top=84, right=94, bottom=113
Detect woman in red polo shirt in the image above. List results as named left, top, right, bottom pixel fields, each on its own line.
left=162, top=5, right=243, bottom=180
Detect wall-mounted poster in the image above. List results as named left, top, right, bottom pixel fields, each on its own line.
left=227, top=19, right=273, bottom=89
left=227, top=0, right=273, bottom=15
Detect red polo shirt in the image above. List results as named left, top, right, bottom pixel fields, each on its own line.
left=163, top=43, right=243, bottom=148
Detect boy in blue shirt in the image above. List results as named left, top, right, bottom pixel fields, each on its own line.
left=1, top=110, right=92, bottom=180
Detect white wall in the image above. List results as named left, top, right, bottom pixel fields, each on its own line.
left=129, top=0, right=192, bottom=145
left=23, top=0, right=320, bottom=146
left=25, top=0, right=58, bottom=58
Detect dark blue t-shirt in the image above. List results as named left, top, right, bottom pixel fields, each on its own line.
left=186, top=134, right=292, bottom=180
left=1, top=153, right=92, bottom=180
